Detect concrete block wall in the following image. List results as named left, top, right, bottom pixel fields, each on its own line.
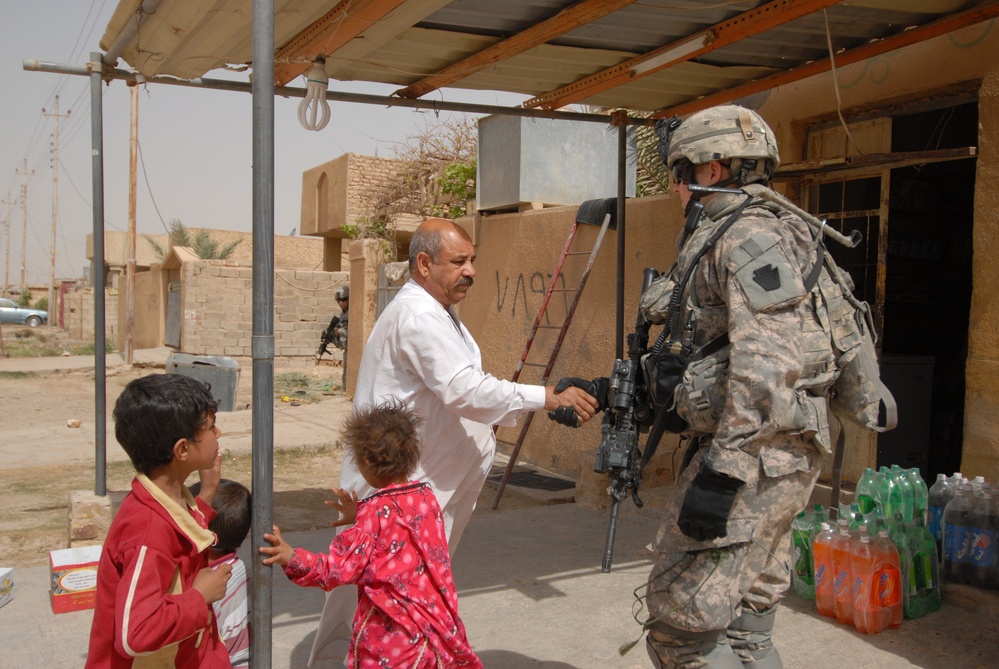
left=179, top=259, right=348, bottom=358
left=63, top=290, right=118, bottom=343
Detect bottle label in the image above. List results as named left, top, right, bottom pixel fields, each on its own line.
left=857, top=493, right=877, bottom=515
left=946, top=524, right=973, bottom=563
left=928, top=506, right=944, bottom=540
left=911, top=550, right=935, bottom=590
left=878, top=565, right=901, bottom=606
left=970, top=528, right=998, bottom=568
left=792, top=529, right=814, bottom=583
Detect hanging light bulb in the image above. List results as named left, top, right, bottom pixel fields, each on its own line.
left=297, top=58, right=330, bottom=131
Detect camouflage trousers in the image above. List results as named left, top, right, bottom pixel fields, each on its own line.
left=645, top=435, right=824, bottom=638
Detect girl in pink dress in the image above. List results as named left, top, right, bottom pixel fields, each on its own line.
left=260, top=401, right=482, bottom=669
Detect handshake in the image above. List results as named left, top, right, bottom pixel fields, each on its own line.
left=547, top=377, right=610, bottom=428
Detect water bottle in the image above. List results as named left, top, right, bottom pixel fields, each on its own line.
left=943, top=484, right=975, bottom=583
left=877, top=466, right=901, bottom=520
left=927, top=473, right=950, bottom=556
left=813, top=521, right=837, bottom=618
left=872, top=529, right=903, bottom=629
left=791, top=511, right=816, bottom=599
left=971, top=475, right=987, bottom=496
left=907, top=468, right=929, bottom=524
left=832, top=518, right=855, bottom=625
left=970, top=490, right=999, bottom=589
left=891, top=464, right=916, bottom=523
left=904, top=517, right=942, bottom=619
left=855, top=468, right=881, bottom=517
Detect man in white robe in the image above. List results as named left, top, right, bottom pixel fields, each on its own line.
left=308, top=218, right=598, bottom=665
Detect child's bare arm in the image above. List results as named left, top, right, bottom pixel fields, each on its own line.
left=325, top=488, right=359, bottom=527
left=192, top=561, right=232, bottom=604
left=260, top=525, right=294, bottom=566
left=196, top=452, right=223, bottom=506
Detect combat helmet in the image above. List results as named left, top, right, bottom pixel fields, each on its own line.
left=657, top=105, right=780, bottom=185
left=335, top=285, right=350, bottom=301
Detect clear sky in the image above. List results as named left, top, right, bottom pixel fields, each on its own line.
left=1, top=1, right=524, bottom=289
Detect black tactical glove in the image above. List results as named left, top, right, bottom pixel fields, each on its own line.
left=554, top=377, right=610, bottom=412
left=677, top=466, right=744, bottom=541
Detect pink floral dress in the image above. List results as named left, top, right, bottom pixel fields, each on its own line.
left=283, top=482, right=482, bottom=668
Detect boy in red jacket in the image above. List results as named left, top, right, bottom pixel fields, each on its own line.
left=86, top=373, right=233, bottom=669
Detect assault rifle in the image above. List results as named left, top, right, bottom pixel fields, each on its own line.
left=593, top=267, right=660, bottom=572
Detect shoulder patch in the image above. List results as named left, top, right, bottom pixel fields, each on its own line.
left=728, top=232, right=805, bottom=313
left=752, top=264, right=781, bottom=291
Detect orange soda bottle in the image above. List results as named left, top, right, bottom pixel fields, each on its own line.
left=832, top=518, right=855, bottom=625
left=852, top=527, right=891, bottom=634
left=812, top=521, right=836, bottom=617
left=873, top=528, right=904, bottom=628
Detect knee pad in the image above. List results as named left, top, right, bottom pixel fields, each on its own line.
left=726, top=605, right=782, bottom=669
left=646, top=621, right=743, bottom=669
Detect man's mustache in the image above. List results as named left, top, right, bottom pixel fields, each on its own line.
left=456, top=277, right=473, bottom=287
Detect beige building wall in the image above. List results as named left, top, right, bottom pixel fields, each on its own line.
left=754, top=23, right=999, bottom=483
left=64, top=290, right=118, bottom=343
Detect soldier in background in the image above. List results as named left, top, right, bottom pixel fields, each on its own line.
left=316, top=284, right=349, bottom=388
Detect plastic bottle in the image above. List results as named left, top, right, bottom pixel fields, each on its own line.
left=851, top=527, right=887, bottom=634
left=832, top=518, right=855, bottom=625
left=971, top=476, right=987, bottom=497
left=927, top=473, right=950, bottom=556
left=791, top=511, right=816, bottom=599
left=904, top=517, right=942, bottom=619
left=891, top=465, right=916, bottom=523
left=876, top=466, right=901, bottom=521
left=908, top=468, right=929, bottom=524
left=855, top=468, right=881, bottom=517
left=888, top=512, right=911, bottom=617
left=970, top=490, right=999, bottom=589
left=872, top=529, right=904, bottom=629
left=943, top=484, right=975, bottom=583
left=846, top=503, right=867, bottom=531
left=813, top=521, right=837, bottom=618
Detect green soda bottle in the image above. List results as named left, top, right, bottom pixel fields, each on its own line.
left=791, top=511, right=816, bottom=599
left=856, top=467, right=881, bottom=516
left=905, top=517, right=942, bottom=618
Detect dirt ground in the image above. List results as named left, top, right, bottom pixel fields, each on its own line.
left=0, top=326, right=358, bottom=568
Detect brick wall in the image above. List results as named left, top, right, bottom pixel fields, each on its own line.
left=179, top=259, right=348, bottom=359
left=182, top=229, right=324, bottom=270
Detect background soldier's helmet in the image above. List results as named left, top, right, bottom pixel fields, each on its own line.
left=659, top=105, right=780, bottom=185
left=335, top=285, right=350, bottom=301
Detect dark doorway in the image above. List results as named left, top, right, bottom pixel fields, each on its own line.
left=879, top=102, right=977, bottom=480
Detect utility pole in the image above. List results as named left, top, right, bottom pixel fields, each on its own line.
left=1, top=195, right=12, bottom=296
left=16, top=160, right=32, bottom=296
left=126, top=84, right=138, bottom=363
left=43, top=95, right=70, bottom=329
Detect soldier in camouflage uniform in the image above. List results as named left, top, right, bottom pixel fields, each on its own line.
left=636, top=106, right=836, bottom=668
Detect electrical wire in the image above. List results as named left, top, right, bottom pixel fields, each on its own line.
left=136, top=139, right=173, bottom=235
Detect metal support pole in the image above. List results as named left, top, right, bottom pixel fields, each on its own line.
left=250, top=1, right=276, bottom=666
left=90, top=51, right=107, bottom=497
left=614, top=113, right=628, bottom=359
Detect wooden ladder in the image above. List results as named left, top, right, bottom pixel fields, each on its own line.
left=490, top=198, right=615, bottom=509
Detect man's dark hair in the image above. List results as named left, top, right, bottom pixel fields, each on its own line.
left=113, top=373, right=219, bottom=476
left=344, top=400, right=421, bottom=484
left=190, top=479, right=252, bottom=554
left=408, top=228, right=443, bottom=271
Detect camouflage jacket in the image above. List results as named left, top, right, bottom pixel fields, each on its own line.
left=643, top=190, right=835, bottom=485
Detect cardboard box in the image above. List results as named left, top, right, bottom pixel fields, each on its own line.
left=0, top=567, right=12, bottom=609
left=50, top=545, right=101, bottom=614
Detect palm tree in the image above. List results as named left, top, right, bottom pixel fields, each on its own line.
left=145, top=219, right=242, bottom=260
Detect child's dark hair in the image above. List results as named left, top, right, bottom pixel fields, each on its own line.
left=113, top=373, right=219, bottom=476
left=344, top=400, right=421, bottom=484
left=190, top=479, right=252, bottom=554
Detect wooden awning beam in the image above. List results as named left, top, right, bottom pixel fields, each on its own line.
left=652, top=0, right=999, bottom=119
left=394, top=0, right=638, bottom=100
left=775, top=146, right=977, bottom=181
left=273, top=0, right=408, bottom=87
left=522, top=0, right=842, bottom=111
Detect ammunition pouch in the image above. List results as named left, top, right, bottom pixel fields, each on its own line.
left=645, top=335, right=730, bottom=435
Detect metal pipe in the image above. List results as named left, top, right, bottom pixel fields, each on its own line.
left=103, top=0, right=165, bottom=65
left=250, top=0, right=276, bottom=667
left=90, top=51, right=107, bottom=497
left=22, top=59, right=655, bottom=127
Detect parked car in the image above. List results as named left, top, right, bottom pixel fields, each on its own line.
left=0, top=297, right=48, bottom=327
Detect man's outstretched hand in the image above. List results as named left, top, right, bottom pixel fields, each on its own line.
left=545, top=377, right=607, bottom=427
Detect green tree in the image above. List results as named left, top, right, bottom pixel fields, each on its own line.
left=145, top=219, right=243, bottom=260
